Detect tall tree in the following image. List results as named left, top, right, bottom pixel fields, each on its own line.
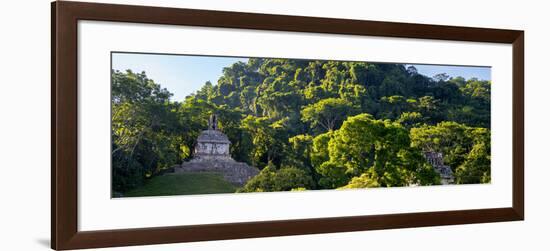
left=301, top=98, right=356, bottom=133
left=316, top=114, right=439, bottom=189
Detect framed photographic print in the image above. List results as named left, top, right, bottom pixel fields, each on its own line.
left=51, top=1, right=524, bottom=250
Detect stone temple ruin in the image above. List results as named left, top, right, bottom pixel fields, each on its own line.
left=424, top=151, right=455, bottom=185
left=174, top=114, right=259, bottom=185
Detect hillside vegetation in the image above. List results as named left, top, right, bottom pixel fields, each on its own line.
left=112, top=58, right=491, bottom=194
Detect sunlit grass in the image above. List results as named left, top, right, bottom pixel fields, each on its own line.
left=123, top=172, right=237, bottom=197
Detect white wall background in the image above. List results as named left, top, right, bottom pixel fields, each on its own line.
left=0, top=0, right=547, bottom=250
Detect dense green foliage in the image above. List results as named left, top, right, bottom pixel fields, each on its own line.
left=410, top=122, right=491, bottom=184
left=112, top=59, right=491, bottom=194
left=316, top=114, right=440, bottom=189
left=111, top=71, right=181, bottom=192
left=238, top=162, right=314, bottom=192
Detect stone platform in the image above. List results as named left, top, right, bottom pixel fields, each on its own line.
left=174, top=158, right=259, bottom=186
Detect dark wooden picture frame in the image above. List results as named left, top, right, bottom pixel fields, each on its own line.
left=51, top=1, right=524, bottom=250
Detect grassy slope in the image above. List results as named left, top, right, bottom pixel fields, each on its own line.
left=123, top=172, right=237, bottom=197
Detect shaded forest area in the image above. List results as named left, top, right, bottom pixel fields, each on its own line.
left=112, top=58, right=491, bottom=194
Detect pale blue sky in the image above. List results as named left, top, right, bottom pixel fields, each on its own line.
left=411, top=64, right=490, bottom=81
left=112, top=52, right=490, bottom=102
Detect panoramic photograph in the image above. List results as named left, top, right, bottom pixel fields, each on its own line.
left=111, top=52, right=491, bottom=198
